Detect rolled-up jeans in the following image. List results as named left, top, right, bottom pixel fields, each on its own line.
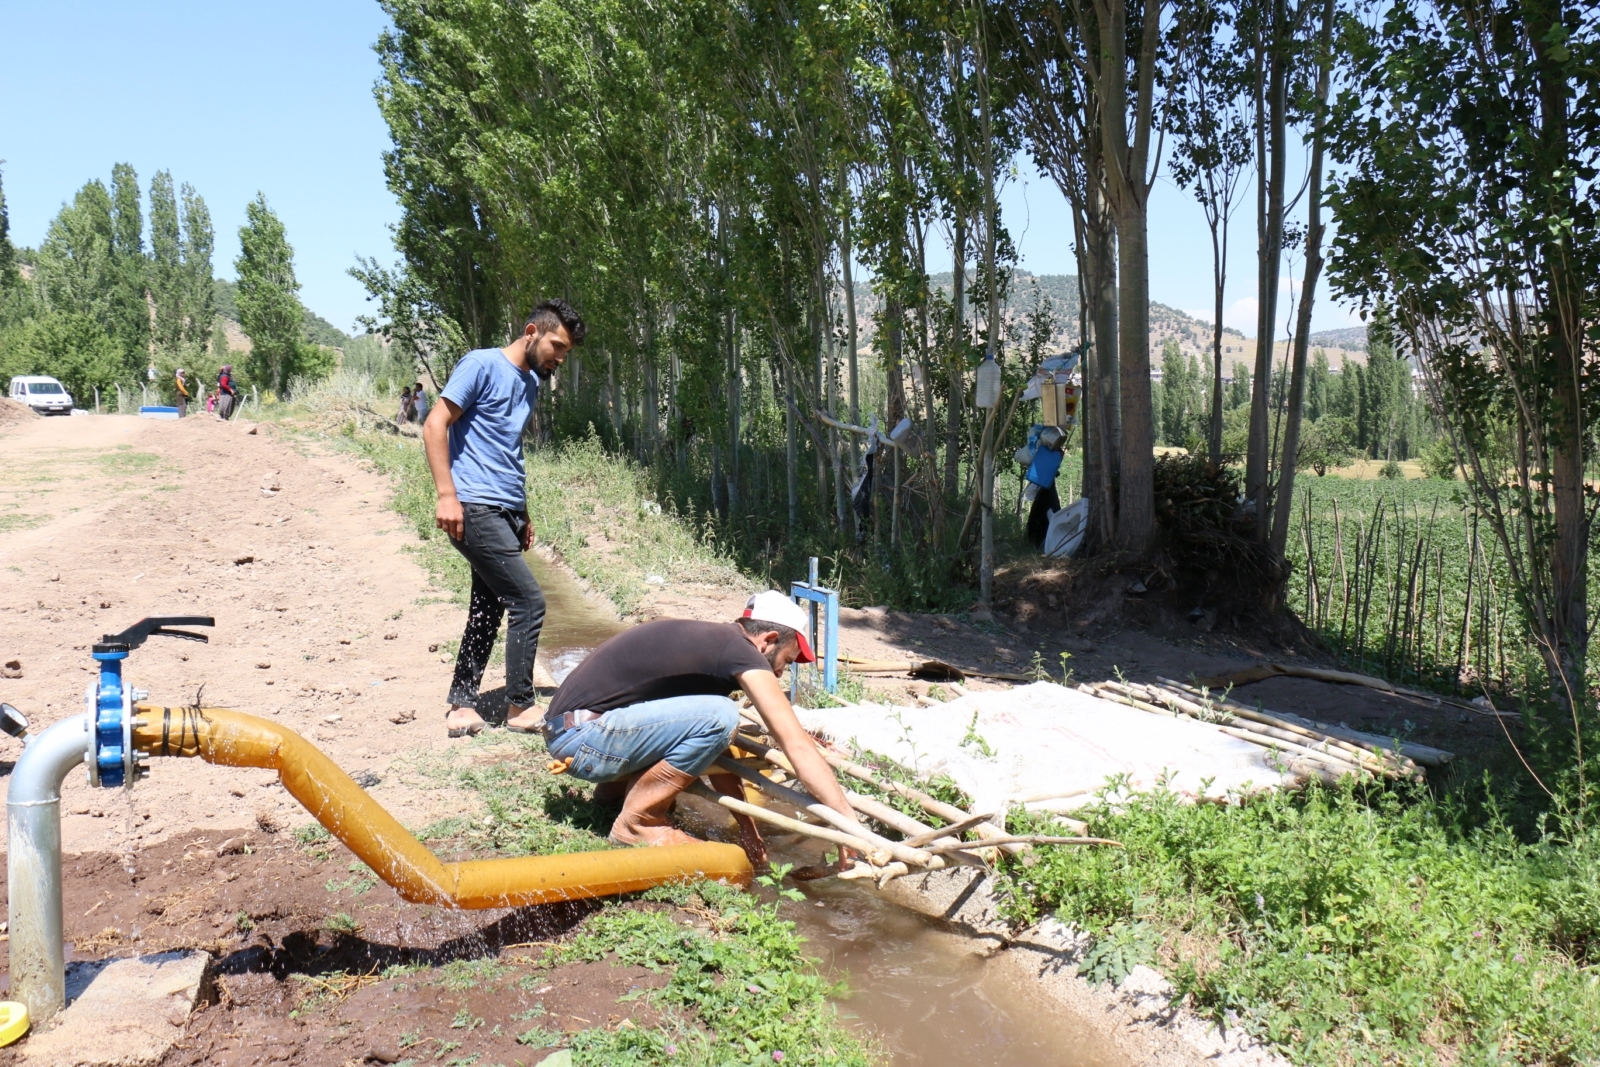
left=547, top=695, right=742, bottom=780
left=447, top=502, right=546, bottom=710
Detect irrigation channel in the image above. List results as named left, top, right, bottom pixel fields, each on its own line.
left=527, top=553, right=1124, bottom=1067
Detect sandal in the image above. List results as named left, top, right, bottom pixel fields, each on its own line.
left=445, top=708, right=487, bottom=738
left=503, top=706, right=545, bottom=734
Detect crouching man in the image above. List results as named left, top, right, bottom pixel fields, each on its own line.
left=542, top=591, right=860, bottom=864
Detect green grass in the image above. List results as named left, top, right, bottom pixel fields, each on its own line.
left=995, top=782, right=1600, bottom=1066
left=350, top=431, right=748, bottom=615
left=557, top=883, right=873, bottom=1067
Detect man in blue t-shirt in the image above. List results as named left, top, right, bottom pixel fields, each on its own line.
left=422, top=299, right=586, bottom=737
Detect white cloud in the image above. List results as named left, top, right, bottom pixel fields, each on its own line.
left=1224, top=298, right=1259, bottom=336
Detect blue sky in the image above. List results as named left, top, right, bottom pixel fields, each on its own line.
left=0, top=1, right=1362, bottom=339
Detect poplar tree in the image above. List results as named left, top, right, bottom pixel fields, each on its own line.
left=235, top=194, right=305, bottom=395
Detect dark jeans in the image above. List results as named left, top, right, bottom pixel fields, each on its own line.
left=447, top=503, right=546, bottom=711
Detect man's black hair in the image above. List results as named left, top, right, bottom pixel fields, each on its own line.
left=525, top=298, right=587, bottom=346
left=736, top=616, right=801, bottom=651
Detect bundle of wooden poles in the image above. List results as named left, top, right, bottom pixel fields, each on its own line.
left=1081, top=677, right=1434, bottom=783
left=693, top=709, right=1119, bottom=888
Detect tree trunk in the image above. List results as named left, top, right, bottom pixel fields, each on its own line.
left=1087, top=167, right=1120, bottom=546
left=1090, top=0, right=1160, bottom=554
left=1531, top=0, right=1589, bottom=715
left=1114, top=208, right=1154, bottom=553
left=1247, top=0, right=1288, bottom=541
left=945, top=213, right=967, bottom=502
left=1268, top=0, right=1334, bottom=563
left=1208, top=200, right=1227, bottom=462
left=785, top=373, right=798, bottom=532
left=728, top=312, right=741, bottom=520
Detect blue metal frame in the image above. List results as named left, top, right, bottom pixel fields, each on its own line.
left=789, top=556, right=839, bottom=700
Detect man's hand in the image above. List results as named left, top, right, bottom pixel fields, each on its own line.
left=436, top=494, right=465, bottom=541
left=520, top=519, right=534, bottom=552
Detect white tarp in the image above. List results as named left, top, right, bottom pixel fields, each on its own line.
left=797, top=681, right=1298, bottom=817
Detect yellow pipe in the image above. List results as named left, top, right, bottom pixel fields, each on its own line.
left=132, top=706, right=751, bottom=907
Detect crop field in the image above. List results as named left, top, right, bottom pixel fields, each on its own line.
left=1280, top=475, right=1596, bottom=704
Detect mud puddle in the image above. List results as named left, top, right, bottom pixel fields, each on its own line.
left=541, top=557, right=1126, bottom=1067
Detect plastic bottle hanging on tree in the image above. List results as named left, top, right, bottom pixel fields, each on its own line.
left=975, top=354, right=1001, bottom=409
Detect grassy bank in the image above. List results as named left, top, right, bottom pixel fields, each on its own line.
left=349, top=430, right=749, bottom=615
left=997, top=784, right=1600, bottom=1066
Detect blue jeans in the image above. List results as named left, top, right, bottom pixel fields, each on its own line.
left=547, top=695, right=742, bottom=780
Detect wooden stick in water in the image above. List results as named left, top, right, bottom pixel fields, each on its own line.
left=711, top=756, right=952, bottom=870
left=684, top=781, right=892, bottom=865
left=737, top=711, right=1023, bottom=854
left=900, top=810, right=998, bottom=849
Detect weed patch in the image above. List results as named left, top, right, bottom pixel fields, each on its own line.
left=996, top=783, right=1600, bottom=1065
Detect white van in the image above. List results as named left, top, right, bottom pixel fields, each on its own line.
left=7, top=376, right=74, bottom=416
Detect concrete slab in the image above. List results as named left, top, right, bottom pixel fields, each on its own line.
left=19, top=951, right=212, bottom=1067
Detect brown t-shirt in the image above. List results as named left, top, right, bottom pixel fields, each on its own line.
left=547, top=619, right=772, bottom=719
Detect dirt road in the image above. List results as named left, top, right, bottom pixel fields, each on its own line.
left=0, top=412, right=477, bottom=854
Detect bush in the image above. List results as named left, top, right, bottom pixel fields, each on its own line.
left=1379, top=458, right=1404, bottom=479
left=0, top=310, right=126, bottom=400
left=1421, top=436, right=1459, bottom=480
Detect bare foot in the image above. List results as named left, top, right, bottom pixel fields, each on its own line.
left=504, top=703, right=543, bottom=732
left=445, top=706, right=486, bottom=737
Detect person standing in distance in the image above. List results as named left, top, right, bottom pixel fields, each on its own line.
left=422, top=300, right=586, bottom=737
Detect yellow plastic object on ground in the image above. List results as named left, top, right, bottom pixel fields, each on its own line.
left=0, top=1001, right=29, bottom=1046
left=131, top=706, right=752, bottom=908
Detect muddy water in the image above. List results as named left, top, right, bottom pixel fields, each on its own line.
left=527, top=553, right=1127, bottom=1067
left=526, top=552, right=624, bottom=682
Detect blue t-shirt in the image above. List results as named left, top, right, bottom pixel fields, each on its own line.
left=441, top=348, right=539, bottom=510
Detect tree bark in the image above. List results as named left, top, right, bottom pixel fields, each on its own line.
left=1247, top=0, right=1288, bottom=541
left=945, top=213, right=967, bottom=502
left=1530, top=0, right=1589, bottom=716
left=1089, top=0, right=1161, bottom=554
left=1267, top=0, right=1333, bottom=563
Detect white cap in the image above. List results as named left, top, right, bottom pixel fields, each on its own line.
left=742, top=591, right=815, bottom=663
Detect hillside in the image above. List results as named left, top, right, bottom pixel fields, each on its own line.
left=851, top=270, right=1362, bottom=371
left=212, top=279, right=351, bottom=350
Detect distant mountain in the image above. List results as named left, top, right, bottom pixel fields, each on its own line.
left=852, top=269, right=1252, bottom=363
left=213, top=278, right=351, bottom=349
left=1307, top=326, right=1367, bottom=352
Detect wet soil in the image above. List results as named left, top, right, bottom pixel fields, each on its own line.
left=0, top=829, right=675, bottom=1067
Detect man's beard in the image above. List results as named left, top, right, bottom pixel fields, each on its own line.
left=534, top=362, right=556, bottom=382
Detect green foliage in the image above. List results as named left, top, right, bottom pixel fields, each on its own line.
left=236, top=193, right=314, bottom=396
left=996, top=784, right=1600, bottom=1065
left=1420, top=436, right=1458, bottom=481
left=1328, top=2, right=1600, bottom=714
left=0, top=310, right=124, bottom=400
left=1296, top=416, right=1356, bottom=476
left=1078, top=919, right=1159, bottom=987
left=1379, top=458, right=1403, bottom=480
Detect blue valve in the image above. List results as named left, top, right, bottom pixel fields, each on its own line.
left=85, top=616, right=213, bottom=789
left=91, top=649, right=129, bottom=788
